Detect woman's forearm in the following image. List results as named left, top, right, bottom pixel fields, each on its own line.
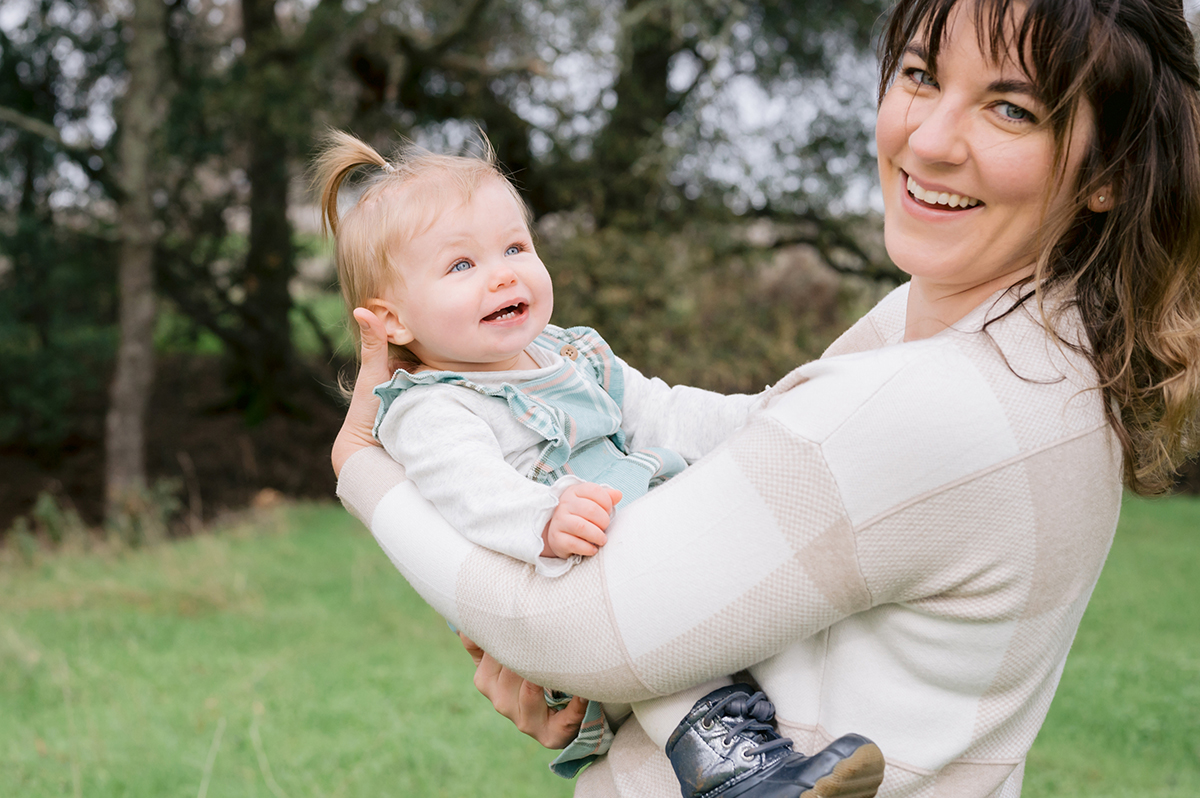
left=338, top=407, right=873, bottom=704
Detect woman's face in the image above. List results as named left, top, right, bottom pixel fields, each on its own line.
left=876, top=6, right=1094, bottom=294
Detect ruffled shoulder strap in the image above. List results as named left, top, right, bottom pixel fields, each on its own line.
left=535, top=325, right=625, bottom=406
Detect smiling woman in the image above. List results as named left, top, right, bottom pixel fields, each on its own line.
left=330, top=1, right=1200, bottom=796
left=876, top=6, right=1100, bottom=340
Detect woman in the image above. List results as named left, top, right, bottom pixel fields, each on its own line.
left=331, top=0, right=1200, bottom=794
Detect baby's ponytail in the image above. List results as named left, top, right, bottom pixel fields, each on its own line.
left=311, top=130, right=391, bottom=237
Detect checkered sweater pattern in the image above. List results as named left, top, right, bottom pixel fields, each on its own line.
left=337, top=283, right=1122, bottom=797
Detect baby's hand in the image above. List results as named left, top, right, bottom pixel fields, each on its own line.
left=542, top=482, right=623, bottom=559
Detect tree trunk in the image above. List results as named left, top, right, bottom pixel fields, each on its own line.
left=238, top=0, right=299, bottom=416
left=105, top=0, right=168, bottom=519
left=591, top=0, right=675, bottom=228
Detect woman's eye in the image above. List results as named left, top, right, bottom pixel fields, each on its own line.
left=449, top=259, right=472, bottom=273
left=906, top=67, right=937, bottom=88
left=505, top=245, right=521, bottom=256
left=998, top=102, right=1035, bottom=123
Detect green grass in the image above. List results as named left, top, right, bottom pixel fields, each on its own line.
left=0, top=505, right=573, bottom=798
left=1, top=496, right=1197, bottom=797
left=1024, top=494, right=1200, bottom=797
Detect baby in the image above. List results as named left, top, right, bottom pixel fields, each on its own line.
left=314, top=130, right=883, bottom=798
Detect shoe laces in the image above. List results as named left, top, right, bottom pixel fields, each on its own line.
left=702, top=690, right=794, bottom=757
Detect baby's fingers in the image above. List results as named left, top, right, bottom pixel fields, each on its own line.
left=549, top=527, right=602, bottom=557
left=569, top=481, right=622, bottom=515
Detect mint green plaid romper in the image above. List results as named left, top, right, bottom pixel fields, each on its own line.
left=374, top=325, right=688, bottom=777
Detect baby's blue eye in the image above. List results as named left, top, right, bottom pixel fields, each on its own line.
left=449, top=259, right=472, bottom=273
left=505, top=245, right=521, bottom=256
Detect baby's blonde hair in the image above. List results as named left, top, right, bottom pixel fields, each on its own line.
left=310, top=129, right=532, bottom=366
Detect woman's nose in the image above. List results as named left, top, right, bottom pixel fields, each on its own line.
left=907, top=100, right=970, bottom=166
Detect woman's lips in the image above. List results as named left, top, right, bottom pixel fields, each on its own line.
left=906, top=173, right=982, bottom=209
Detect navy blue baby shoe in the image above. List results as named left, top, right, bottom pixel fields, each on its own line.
left=665, top=684, right=884, bottom=798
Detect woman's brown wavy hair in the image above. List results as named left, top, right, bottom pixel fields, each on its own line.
left=879, top=0, right=1200, bottom=494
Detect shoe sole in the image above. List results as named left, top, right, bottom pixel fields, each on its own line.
left=800, top=742, right=885, bottom=798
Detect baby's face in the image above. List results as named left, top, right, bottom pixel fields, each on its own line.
left=384, top=177, right=553, bottom=372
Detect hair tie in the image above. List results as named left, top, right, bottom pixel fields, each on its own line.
left=382, top=162, right=398, bottom=175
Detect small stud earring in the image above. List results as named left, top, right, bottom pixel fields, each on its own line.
left=1097, top=195, right=1106, bottom=203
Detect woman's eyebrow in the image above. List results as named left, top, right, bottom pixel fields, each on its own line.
left=988, top=78, right=1040, bottom=99
left=904, top=41, right=1040, bottom=100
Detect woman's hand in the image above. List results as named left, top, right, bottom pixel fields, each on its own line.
left=459, top=633, right=586, bottom=749
left=331, top=308, right=392, bottom=478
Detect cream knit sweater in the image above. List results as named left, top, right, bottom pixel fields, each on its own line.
left=337, top=283, right=1122, bottom=797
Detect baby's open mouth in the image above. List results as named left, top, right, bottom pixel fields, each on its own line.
left=906, top=174, right=981, bottom=210
left=482, top=302, right=527, bottom=322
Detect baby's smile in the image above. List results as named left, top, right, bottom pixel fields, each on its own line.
left=482, top=302, right=529, bottom=323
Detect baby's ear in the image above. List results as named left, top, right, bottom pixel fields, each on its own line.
left=364, top=298, right=415, bottom=346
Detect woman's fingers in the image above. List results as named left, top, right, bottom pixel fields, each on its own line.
left=352, top=307, right=392, bottom=386
left=331, top=308, right=392, bottom=477
left=459, top=632, right=485, bottom=666
left=539, top=693, right=587, bottom=748
left=464, top=636, right=584, bottom=749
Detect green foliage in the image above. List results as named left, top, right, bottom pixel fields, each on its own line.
left=544, top=222, right=881, bottom=393
left=105, top=478, right=184, bottom=548
left=0, top=0, right=122, bottom=453
left=0, top=217, right=117, bottom=452
left=28, top=491, right=87, bottom=547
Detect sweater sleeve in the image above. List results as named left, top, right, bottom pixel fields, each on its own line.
left=340, top=331, right=1117, bottom=705
left=377, top=388, right=583, bottom=578
left=341, top=387, right=872, bottom=703
left=616, top=357, right=762, bottom=461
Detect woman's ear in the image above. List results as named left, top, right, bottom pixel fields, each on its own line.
left=1088, top=186, right=1115, bottom=213
left=363, top=298, right=415, bottom=346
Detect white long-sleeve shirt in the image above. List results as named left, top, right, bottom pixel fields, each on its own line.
left=373, top=325, right=759, bottom=576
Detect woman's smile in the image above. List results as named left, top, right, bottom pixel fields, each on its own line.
left=904, top=173, right=981, bottom=209
left=876, top=4, right=1094, bottom=338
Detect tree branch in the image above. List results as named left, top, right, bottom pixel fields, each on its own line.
left=438, top=53, right=548, bottom=78
left=0, top=105, right=62, bottom=143
left=0, top=104, right=125, bottom=200
left=740, top=209, right=904, bottom=284
left=429, top=0, right=492, bottom=56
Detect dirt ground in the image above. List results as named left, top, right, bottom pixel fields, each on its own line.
left=0, top=354, right=346, bottom=534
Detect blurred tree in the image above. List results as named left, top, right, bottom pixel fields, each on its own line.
left=0, top=0, right=906, bottom=516
left=105, top=0, right=170, bottom=521
left=0, top=0, right=122, bottom=454
left=336, top=0, right=890, bottom=234
left=152, top=0, right=320, bottom=417
left=0, top=0, right=171, bottom=520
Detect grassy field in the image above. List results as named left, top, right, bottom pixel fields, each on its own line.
left=1, top=496, right=1197, bottom=797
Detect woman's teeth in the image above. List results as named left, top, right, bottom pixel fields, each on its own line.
left=907, top=175, right=980, bottom=209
